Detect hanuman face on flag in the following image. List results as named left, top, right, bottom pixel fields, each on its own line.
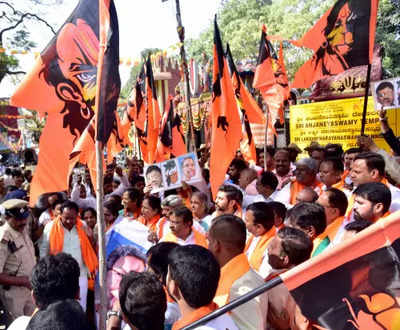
left=325, top=3, right=354, bottom=58
left=41, top=19, right=99, bottom=142
left=318, top=0, right=371, bottom=73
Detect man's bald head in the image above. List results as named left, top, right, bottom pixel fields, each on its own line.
left=238, top=168, right=257, bottom=190
left=209, top=214, right=246, bottom=253
left=296, top=187, right=318, bottom=204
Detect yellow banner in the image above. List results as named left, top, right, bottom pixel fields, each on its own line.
left=290, top=97, right=400, bottom=157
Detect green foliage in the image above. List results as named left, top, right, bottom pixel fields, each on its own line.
left=376, top=0, right=400, bottom=78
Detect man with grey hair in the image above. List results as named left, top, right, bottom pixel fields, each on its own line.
left=274, top=158, right=323, bottom=207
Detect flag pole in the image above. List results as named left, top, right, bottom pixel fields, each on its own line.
left=360, top=64, right=372, bottom=135
left=95, top=1, right=108, bottom=328
left=182, top=276, right=283, bottom=329
left=95, top=140, right=107, bottom=330
left=174, top=0, right=197, bottom=152
left=264, top=105, right=269, bottom=171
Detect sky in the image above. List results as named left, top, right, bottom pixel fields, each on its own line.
left=0, top=0, right=221, bottom=97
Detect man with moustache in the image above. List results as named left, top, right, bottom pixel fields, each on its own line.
left=352, top=182, right=391, bottom=225
left=212, top=185, right=243, bottom=219
left=376, top=81, right=395, bottom=109
left=273, top=149, right=293, bottom=190
left=0, top=199, right=36, bottom=321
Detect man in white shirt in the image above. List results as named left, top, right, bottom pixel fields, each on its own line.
left=244, top=202, right=276, bottom=278
left=161, top=207, right=207, bottom=248
left=39, top=201, right=97, bottom=311
left=243, top=171, right=278, bottom=209
left=333, top=152, right=400, bottom=245
left=167, top=245, right=238, bottom=330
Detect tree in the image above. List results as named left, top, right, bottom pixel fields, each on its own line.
left=0, top=1, right=56, bottom=85
left=376, top=0, right=400, bottom=78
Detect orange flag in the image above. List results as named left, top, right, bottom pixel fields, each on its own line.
left=156, top=96, right=186, bottom=161
left=226, top=44, right=265, bottom=164
left=141, top=56, right=161, bottom=164
left=253, top=25, right=289, bottom=144
left=292, top=0, right=379, bottom=88
left=10, top=0, right=120, bottom=204
left=105, top=115, right=124, bottom=163
left=209, top=17, right=241, bottom=198
left=281, top=212, right=400, bottom=329
left=127, top=75, right=149, bottom=160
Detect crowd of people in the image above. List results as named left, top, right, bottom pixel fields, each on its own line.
left=0, top=109, right=399, bottom=329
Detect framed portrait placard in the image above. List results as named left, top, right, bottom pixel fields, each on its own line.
left=372, top=77, right=400, bottom=111
left=144, top=152, right=202, bottom=193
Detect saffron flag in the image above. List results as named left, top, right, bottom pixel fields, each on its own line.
left=127, top=76, right=148, bottom=159
left=10, top=0, right=120, bottom=204
left=209, top=17, right=241, bottom=198
left=281, top=212, right=400, bottom=329
left=253, top=25, right=277, bottom=92
left=105, top=115, right=124, bottom=163
left=156, top=96, right=186, bottom=161
left=292, top=0, right=379, bottom=88
left=226, top=44, right=265, bottom=164
left=141, top=56, right=161, bottom=164
left=253, top=25, right=289, bottom=144
left=116, top=109, right=132, bottom=147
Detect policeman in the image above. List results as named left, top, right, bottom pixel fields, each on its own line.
left=0, top=199, right=36, bottom=320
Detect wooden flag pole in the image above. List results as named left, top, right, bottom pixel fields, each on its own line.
left=174, top=0, right=197, bottom=153
left=360, top=64, right=372, bottom=135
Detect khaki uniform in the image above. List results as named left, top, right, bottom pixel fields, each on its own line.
left=0, top=222, right=36, bottom=319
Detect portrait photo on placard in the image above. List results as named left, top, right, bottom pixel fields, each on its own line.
left=162, top=159, right=180, bottom=188
left=178, top=153, right=201, bottom=183
left=144, top=163, right=164, bottom=191
left=373, top=79, right=397, bottom=110
left=396, top=79, right=400, bottom=107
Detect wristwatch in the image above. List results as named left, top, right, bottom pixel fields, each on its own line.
left=106, top=310, right=122, bottom=320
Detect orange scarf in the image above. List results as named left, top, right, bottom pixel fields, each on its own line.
left=138, top=214, right=161, bottom=233
left=325, top=216, right=345, bottom=242
left=172, top=303, right=218, bottom=330
left=245, top=226, right=276, bottom=271
left=341, top=169, right=349, bottom=181
left=163, top=228, right=208, bottom=248
left=49, top=216, right=98, bottom=274
left=214, top=253, right=251, bottom=306
left=164, top=286, right=175, bottom=304
left=332, top=179, right=345, bottom=190
left=311, top=231, right=330, bottom=256
left=157, top=216, right=168, bottom=239
left=289, top=180, right=323, bottom=205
